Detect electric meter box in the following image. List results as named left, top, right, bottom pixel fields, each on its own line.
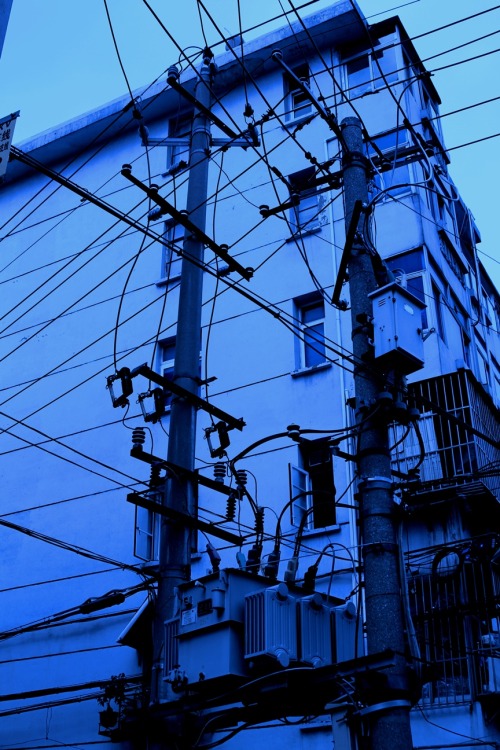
left=368, top=282, right=425, bottom=374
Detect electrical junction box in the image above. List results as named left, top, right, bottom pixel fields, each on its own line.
left=368, top=282, right=425, bottom=374
left=164, top=568, right=271, bottom=690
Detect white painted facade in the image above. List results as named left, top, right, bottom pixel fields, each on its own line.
left=0, top=3, right=499, bottom=749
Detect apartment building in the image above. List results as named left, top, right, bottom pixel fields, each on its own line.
left=0, top=2, right=498, bottom=749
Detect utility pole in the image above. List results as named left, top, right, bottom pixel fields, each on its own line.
left=341, top=117, right=414, bottom=750
left=151, top=51, right=213, bottom=715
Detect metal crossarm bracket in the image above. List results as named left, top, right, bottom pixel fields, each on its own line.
left=130, top=445, right=235, bottom=497
left=166, top=67, right=240, bottom=141
left=130, top=363, right=245, bottom=432
left=127, top=492, right=243, bottom=546
left=121, top=165, right=253, bottom=281
left=332, top=199, right=365, bottom=309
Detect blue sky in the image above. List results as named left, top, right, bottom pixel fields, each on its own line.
left=1, top=0, right=499, bottom=287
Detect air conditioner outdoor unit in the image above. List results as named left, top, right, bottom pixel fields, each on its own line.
left=244, top=582, right=298, bottom=667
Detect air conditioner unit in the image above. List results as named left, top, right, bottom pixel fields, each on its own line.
left=245, top=582, right=298, bottom=667
left=331, top=602, right=363, bottom=663
left=299, top=593, right=333, bottom=667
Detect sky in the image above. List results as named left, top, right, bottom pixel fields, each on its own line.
left=1, top=0, right=499, bottom=287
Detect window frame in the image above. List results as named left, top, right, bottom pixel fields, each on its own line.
left=161, top=220, right=183, bottom=282
left=284, top=63, right=313, bottom=122
left=134, top=499, right=161, bottom=561
left=295, top=293, right=327, bottom=370
left=343, top=34, right=400, bottom=99
left=157, top=336, right=176, bottom=411
left=288, top=439, right=336, bottom=531
left=368, top=128, right=413, bottom=201
left=167, top=113, right=192, bottom=172
left=288, top=167, right=321, bottom=235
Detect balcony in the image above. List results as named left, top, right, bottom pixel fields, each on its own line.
left=406, top=537, right=500, bottom=707
left=391, top=370, right=500, bottom=503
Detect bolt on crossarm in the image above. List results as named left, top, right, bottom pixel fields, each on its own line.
left=150, top=52, right=214, bottom=712
left=341, top=117, right=414, bottom=750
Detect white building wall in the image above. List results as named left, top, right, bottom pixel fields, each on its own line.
left=0, top=5, right=498, bottom=749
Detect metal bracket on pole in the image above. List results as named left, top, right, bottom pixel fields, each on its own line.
left=107, top=361, right=245, bottom=432
left=332, top=199, right=365, bottom=310
left=127, top=492, right=244, bottom=546
left=121, top=164, right=253, bottom=281
left=129, top=446, right=236, bottom=497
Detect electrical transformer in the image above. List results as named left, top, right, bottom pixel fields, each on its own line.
left=368, top=282, right=425, bottom=374
left=164, top=568, right=270, bottom=689
left=164, top=568, right=359, bottom=692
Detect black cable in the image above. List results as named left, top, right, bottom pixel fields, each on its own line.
left=103, top=0, right=135, bottom=101
left=0, top=517, right=144, bottom=575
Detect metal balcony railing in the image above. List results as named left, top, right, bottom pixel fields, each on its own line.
left=391, top=370, right=500, bottom=500
left=406, top=539, right=500, bottom=706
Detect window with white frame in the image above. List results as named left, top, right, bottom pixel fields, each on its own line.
left=386, top=249, right=428, bottom=329
left=162, top=220, right=183, bottom=281
left=431, top=279, right=446, bottom=342
left=343, top=35, right=399, bottom=98
left=134, top=503, right=160, bottom=561
left=167, top=113, right=192, bottom=172
left=284, top=63, right=313, bottom=121
left=367, top=129, right=412, bottom=199
left=158, top=336, right=176, bottom=410
left=289, top=439, right=336, bottom=530
left=295, top=293, right=327, bottom=368
left=289, top=167, right=320, bottom=234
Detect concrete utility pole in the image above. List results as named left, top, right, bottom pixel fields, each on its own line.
left=341, top=117, right=414, bottom=750
left=151, top=52, right=213, bottom=711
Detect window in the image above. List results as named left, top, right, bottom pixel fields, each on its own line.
left=134, top=503, right=160, bottom=561
left=158, top=336, right=176, bottom=410
left=284, top=63, right=313, bottom=120
left=296, top=294, right=326, bottom=368
left=167, top=113, right=192, bottom=172
left=386, top=250, right=428, bottom=329
left=408, top=551, right=500, bottom=706
left=344, top=36, right=399, bottom=98
left=368, top=129, right=412, bottom=199
left=162, top=221, right=183, bottom=281
left=289, top=168, right=320, bottom=234
left=431, top=280, right=446, bottom=341
left=289, top=439, right=336, bottom=530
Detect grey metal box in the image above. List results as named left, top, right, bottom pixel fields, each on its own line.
left=369, top=282, right=425, bottom=374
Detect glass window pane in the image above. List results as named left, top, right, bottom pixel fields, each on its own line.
left=347, top=55, right=371, bottom=96
left=304, top=322, right=326, bottom=367
left=373, top=46, right=399, bottom=88
left=302, top=302, right=323, bottom=324
left=387, top=249, right=424, bottom=275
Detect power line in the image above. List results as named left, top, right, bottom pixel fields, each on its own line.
left=0, top=517, right=145, bottom=575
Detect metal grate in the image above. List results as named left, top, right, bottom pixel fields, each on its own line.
left=391, top=371, right=500, bottom=499
left=406, top=541, right=500, bottom=706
